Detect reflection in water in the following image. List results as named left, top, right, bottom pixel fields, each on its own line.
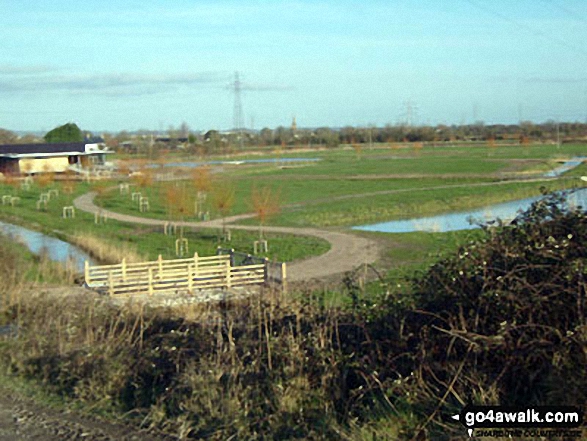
left=353, top=188, right=587, bottom=234
left=0, top=221, right=96, bottom=272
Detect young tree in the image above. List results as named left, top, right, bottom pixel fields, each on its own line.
left=3, top=174, right=18, bottom=195
left=61, top=170, right=77, bottom=202
left=212, top=182, right=235, bottom=236
left=132, top=166, right=153, bottom=189
left=192, top=166, right=212, bottom=216
left=163, top=183, right=194, bottom=239
left=352, top=142, right=362, bottom=160
left=251, top=185, right=281, bottom=241
left=36, top=164, right=55, bottom=189
left=192, top=166, right=211, bottom=191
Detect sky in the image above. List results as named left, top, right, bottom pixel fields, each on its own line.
left=1, top=0, right=587, bottom=133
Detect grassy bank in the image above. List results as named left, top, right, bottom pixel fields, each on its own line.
left=254, top=179, right=576, bottom=227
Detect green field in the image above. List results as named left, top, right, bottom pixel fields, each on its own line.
left=1, top=142, right=585, bottom=272
left=99, top=143, right=585, bottom=227
left=0, top=182, right=329, bottom=263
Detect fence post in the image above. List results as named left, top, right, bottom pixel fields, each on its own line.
left=188, top=263, right=193, bottom=293
left=230, top=248, right=235, bottom=267
left=158, top=254, right=163, bottom=278
left=264, top=258, right=270, bottom=284
left=226, top=259, right=231, bottom=288
left=194, top=252, right=199, bottom=277
left=84, top=261, right=90, bottom=285
left=108, top=270, right=114, bottom=296
left=281, top=262, right=288, bottom=294
left=148, top=268, right=154, bottom=296
left=121, top=258, right=126, bottom=282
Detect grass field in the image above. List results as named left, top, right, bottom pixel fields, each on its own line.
left=1, top=142, right=585, bottom=273
left=100, top=143, right=585, bottom=228
left=0, top=182, right=329, bottom=264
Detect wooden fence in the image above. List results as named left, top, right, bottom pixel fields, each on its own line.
left=84, top=252, right=280, bottom=297
left=216, top=247, right=287, bottom=292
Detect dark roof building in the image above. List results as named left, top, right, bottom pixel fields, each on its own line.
left=0, top=142, right=111, bottom=174
left=0, top=142, right=87, bottom=156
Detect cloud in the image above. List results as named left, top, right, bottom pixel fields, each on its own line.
left=0, top=71, right=227, bottom=96
left=0, top=68, right=295, bottom=97
left=487, top=75, right=587, bottom=85
left=524, top=76, right=587, bottom=84
left=240, top=83, right=296, bottom=92
left=0, top=65, right=57, bottom=75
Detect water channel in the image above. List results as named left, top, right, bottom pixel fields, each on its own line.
left=156, top=157, right=321, bottom=168
left=543, top=157, right=586, bottom=178
left=353, top=188, right=587, bottom=234
left=0, top=220, right=96, bottom=272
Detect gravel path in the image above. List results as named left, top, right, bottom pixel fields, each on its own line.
left=73, top=192, right=382, bottom=282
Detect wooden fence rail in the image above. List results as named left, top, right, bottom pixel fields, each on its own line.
left=84, top=252, right=283, bottom=297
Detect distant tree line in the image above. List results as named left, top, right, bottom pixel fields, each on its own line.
left=2, top=120, right=587, bottom=153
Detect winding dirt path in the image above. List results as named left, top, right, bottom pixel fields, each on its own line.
left=73, top=193, right=382, bottom=282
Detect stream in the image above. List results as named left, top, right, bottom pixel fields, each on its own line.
left=0, top=220, right=96, bottom=272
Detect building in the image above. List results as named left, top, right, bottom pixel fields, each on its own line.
left=0, top=142, right=112, bottom=175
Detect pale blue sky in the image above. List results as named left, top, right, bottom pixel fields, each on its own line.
left=1, top=0, right=586, bottom=132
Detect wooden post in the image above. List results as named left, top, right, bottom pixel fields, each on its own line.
left=194, top=252, right=199, bottom=277
left=108, top=270, right=114, bottom=296
left=188, top=263, right=193, bottom=293
left=121, top=258, right=126, bottom=282
left=281, top=262, right=287, bottom=294
left=226, top=259, right=231, bottom=288
left=84, top=261, right=90, bottom=285
left=264, top=258, right=270, bottom=284
left=148, top=268, right=153, bottom=296
left=158, top=254, right=163, bottom=278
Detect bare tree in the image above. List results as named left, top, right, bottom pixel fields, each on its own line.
left=163, top=183, right=194, bottom=239
left=251, top=185, right=281, bottom=240
left=212, top=182, right=235, bottom=236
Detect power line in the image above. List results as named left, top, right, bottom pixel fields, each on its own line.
left=462, top=0, right=587, bottom=58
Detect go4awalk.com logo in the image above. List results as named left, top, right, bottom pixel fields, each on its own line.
left=451, top=405, right=584, bottom=438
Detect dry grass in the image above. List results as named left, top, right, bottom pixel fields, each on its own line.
left=69, top=232, right=146, bottom=264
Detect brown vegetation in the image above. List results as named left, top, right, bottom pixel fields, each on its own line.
left=69, top=233, right=145, bottom=264
left=251, top=185, right=281, bottom=240
left=211, top=182, right=235, bottom=235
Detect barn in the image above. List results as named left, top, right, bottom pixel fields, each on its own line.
left=0, top=142, right=111, bottom=174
